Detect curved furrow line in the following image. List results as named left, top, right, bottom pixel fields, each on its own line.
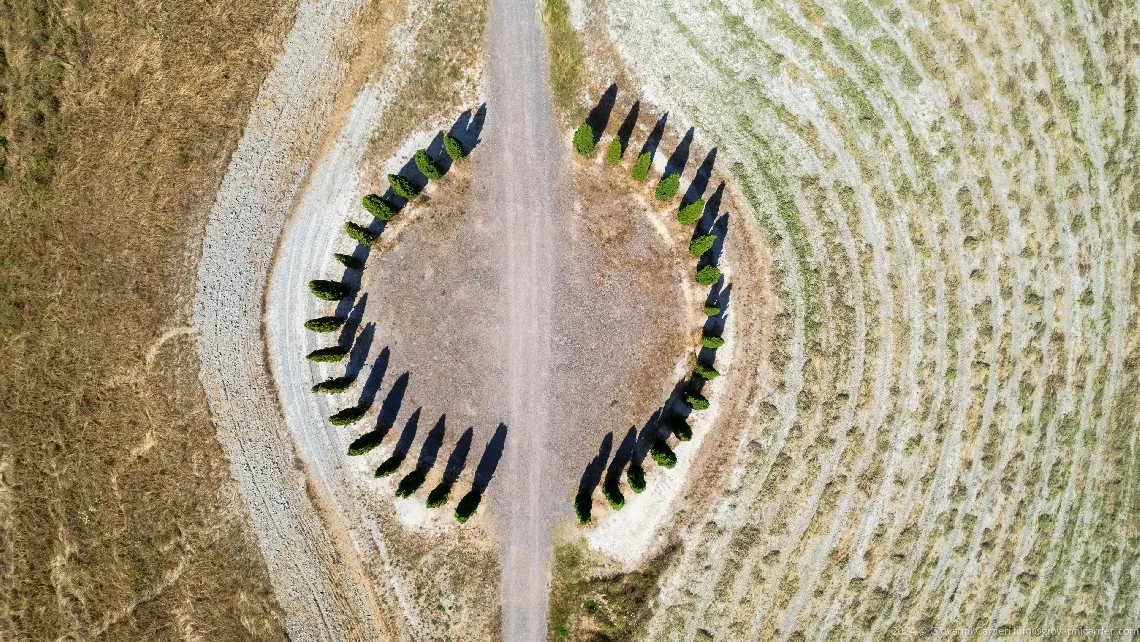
left=972, top=2, right=1106, bottom=628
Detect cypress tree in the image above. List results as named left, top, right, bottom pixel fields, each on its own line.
left=455, top=491, right=482, bottom=523
left=388, top=173, right=419, bottom=199
left=655, top=173, right=680, bottom=201
left=696, top=265, right=722, bottom=286
left=329, top=406, right=366, bottom=426
left=304, top=316, right=345, bottom=332
left=574, top=491, right=592, bottom=524
left=426, top=483, right=451, bottom=508
left=306, top=346, right=349, bottom=362
left=348, top=430, right=384, bottom=456
left=677, top=199, right=705, bottom=224
left=689, top=235, right=716, bottom=257
left=414, top=149, right=442, bottom=180
left=395, top=469, right=427, bottom=498
left=671, top=418, right=693, bottom=442
left=333, top=253, right=363, bottom=269
left=573, top=122, right=595, bottom=155
left=308, top=279, right=350, bottom=301
left=627, top=462, right=646, bottom=493
left=693, top=362, right=720, bottom=380
left=701, top=334, right=725, bottom=349
left=312, top=375, right=356, bottom=393
left=631, top=152, right=652, bottom=181
left=444, top=134, right=466, bottom=161
left=374, top=454, right=404, bottom=477
left=345, top=221, right=378, bottom=246
left=602, top=478, right=625, bottom=510
left=703, top=305, right=721, bottom=316
left=605, top=137, right=623, bottom=164
left=685, top=393, right=710, bottom=410
left=362, top=193, right=396, bottom=220
left=649, top=440, right=677, bottom=468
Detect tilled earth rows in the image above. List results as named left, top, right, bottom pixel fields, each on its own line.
left=592, top=0, right=1140, bottom=638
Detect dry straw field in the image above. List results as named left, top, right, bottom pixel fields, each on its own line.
left=549, top=0, right=1139, bottom=639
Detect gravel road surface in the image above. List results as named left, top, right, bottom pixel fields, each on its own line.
left=480, top=0, right=563, bottom=638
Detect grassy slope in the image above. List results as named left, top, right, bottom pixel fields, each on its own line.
left=0, top=0, right=294, bottom=639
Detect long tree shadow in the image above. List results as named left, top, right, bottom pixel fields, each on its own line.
left=416, top=415, right=447, bottom=473
left=664, top=127, right=694, bottom=178
left=683, top=147, right=718, bottom=206
left=574, top=432, right=614, bottom=521
left=453, top=423, right=508, bottom=522
left=606, top=426, right=638, bottom=486
left=585, top=83, right=618, bottom=145
left=472, top=423, right=508, bottom=493
left=447, top=103, right=486, bottom=158
left=394, top=414, right=447, bottom=498
left=376, top=372, right=410, bottom=431
left=639, top=112, right=669, bottom=161
left=338, top=293, right=369, bottom=349
left=443, top=428, right=474, bottom=484
left=616, top=100, right=640, bottom=155
left=355, top=345, right=390, bottom=409
left=426, top=426, right=473, bottom=508
left=344, top=322, right=374, bottom=380
left=375, top=407, right=421, bottom=478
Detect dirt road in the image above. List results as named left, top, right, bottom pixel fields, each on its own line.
left=480, top=0, right=563, bottom=638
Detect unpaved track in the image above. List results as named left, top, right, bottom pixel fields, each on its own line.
left=480, top=0, right=562, bottom=638
left=194, top=1, right=387, bottom=640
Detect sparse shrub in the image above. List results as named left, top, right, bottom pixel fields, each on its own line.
left=304, top=316, right=344, bottom=332
left=627, top=463, right=646, bottom=493
left=374, top=454, right=404, bottom=477
left=444, top=134, right=466, bottom=161
left=649, top=440, right=677, bottom=468
left=329, top=406, right=366, bottom=426
left=306, top=346, right=349, bottom=362
left=312, top=375, right=356, bottom=393
left=677, top=199, right=705, bottom=224
left=605, top=137, right=622, bottom=164
left=655, top=173, right=680, bottom=201
left=455, top=490, right=482, bottom=523
left=602, top=478, right=625, bottom=510
left=574, top=490, right=592, bottom=524
left=348, top=430, right=384, bottom=456
left=388, top=173, right=419, bottom=199
left=671, top=418, right=692, bottom=442
left=696, top=265, right=722, bottom=286
left=395, top=469, right=427, bottom=498
left=631, top=152, right=652, bottom=181
left=693, top=361, right=720, bottom=380
left=689, top=235, right=715, bottom=257
left=333, top=253, right=363, bottom=269
left=703, top=305, right=721, bottom=316
left=345, top=221, right=378, bottom=246
left=308, top=279, right=350, bottom=301
left=573, top=122, right=595, bottom=155
left=426, top=483, right=451, bottom=507
left=415, top=149, right=442, bottom=180
left=701, top=334, right=725, bottom=349
left=362, top=193, right=396, bottom=220
left=685, top=393, right=710, bottom=410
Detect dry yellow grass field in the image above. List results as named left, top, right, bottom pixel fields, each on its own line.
left=0, top=0, right=297, bottom=638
